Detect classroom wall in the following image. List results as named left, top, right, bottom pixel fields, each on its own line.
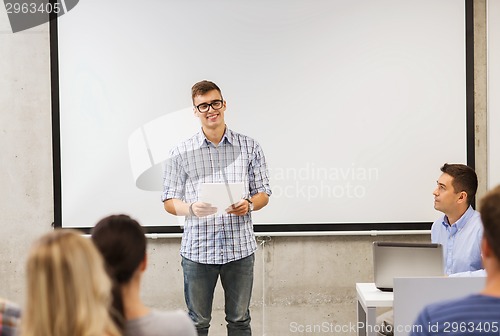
left=0, top=7, right=53, bottom=298
left=488, top=0, right=500, bottom=188
left=0, top=2, right=489, bottom=335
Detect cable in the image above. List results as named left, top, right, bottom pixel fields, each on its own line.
left=256, top=236, right=271, bottom=336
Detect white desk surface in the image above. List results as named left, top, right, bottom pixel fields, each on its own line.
left=356, top=283, right=394, bottom=308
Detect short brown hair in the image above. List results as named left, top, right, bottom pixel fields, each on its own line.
left=191, top=80, right=222, bottom=103
left=440, top=163, right=478, bottom=206
left=479, top=185, right=500, bottom=260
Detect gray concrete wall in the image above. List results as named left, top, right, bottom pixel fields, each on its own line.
left=0, top=1, right=488, bottom=335
left=0, top=7, right=53, bottom=300
left=142, top=234, right=428, bottom=335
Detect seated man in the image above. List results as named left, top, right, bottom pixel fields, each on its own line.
left=410, top=185, right=500, bottom=336
left=431, top=163, right=483, bottom=275
left=0, top=298, right=20, bottom=336
left=377, top=163, right=484, bottom=336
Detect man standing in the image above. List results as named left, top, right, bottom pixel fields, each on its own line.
left=431, top=163, right=483, bottom=275
left=410, top=185, right=500, bottom=336
left=162, top=80, right=271, bottom=336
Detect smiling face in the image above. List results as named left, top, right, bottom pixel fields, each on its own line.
left=433, top=173, right=466, bottom=215
left=193, top=89, right=226, bottom=132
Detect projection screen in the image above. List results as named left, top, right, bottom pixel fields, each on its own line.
left=52, top=0, right=473, bottom=234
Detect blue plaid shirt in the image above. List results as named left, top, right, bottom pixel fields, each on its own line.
left=162, top=127, right=271, bottom=264
left=0, top=298, right=20, bottom=336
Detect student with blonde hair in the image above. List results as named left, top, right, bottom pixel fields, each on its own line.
left=20, top=229, right=121, bottom=336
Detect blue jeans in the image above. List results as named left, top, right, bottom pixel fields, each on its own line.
left=182, top=254, right=254, bottom=336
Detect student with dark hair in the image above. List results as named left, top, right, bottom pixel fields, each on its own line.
left=410, top=185, right=500, bottom=335
left=91, top=214, right=196, bottom=336
left=378, top=163, right=484, bottom=336
left=432, top=163, right=483, bottom=275
left=162, top=80, right=272, bottom=336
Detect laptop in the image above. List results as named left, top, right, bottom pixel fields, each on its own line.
left=373, top=242, right=444, bottom=292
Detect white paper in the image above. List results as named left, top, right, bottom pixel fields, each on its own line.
left=199, top=182, right=245, bottom=214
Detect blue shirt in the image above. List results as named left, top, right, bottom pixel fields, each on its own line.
left=411, top=294, right=500, bottom=336
left=162, top=127, right=272, bottom=264
left=431, top=206, right=483, bottom=275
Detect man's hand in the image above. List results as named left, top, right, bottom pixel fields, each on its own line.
left=226, top=199, right=249, bottom=216
left=191, top=202, right=218, bottom=217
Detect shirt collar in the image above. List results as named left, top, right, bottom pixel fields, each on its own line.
left=195, top=126, right=233, bottom=148
left=441, top=205, right=475, bottom=230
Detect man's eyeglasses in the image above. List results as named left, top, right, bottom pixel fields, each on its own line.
left=195, top=100, right=224, bottom=113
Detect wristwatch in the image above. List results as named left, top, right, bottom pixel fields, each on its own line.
left=245, top=199, right=254, bottom=213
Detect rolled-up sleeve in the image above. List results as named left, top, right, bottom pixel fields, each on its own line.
left=248, top=142, right=272, bottom=197
left=161, top=149, right=187, bottom=202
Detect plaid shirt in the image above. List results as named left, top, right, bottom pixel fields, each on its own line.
left=0, top=299, right=20, bottom=336
left=162, top=127, right=271, bottom=264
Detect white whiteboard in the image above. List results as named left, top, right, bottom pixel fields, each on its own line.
left=54, top=0, right=468, bottom=230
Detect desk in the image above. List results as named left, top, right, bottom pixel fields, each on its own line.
left=356, top=283, right=393, bottom=336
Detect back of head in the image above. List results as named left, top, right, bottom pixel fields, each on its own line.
left=21, top=229, right=118, bottom=336
left=440, top=163, right=478, bottom=206
left=479, top=185, right=500, bottom=261
left=91, top=214, right=147, bottom=285
left=91, top=214, right=147, bottom=327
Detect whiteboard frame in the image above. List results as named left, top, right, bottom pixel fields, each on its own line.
left=49, top=0, right=475, bottom=235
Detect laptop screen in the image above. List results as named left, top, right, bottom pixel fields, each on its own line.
left=373, top=242, right=444, bottom=291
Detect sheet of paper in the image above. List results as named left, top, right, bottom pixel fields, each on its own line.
left=199, top=182, right=245, bottom=214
